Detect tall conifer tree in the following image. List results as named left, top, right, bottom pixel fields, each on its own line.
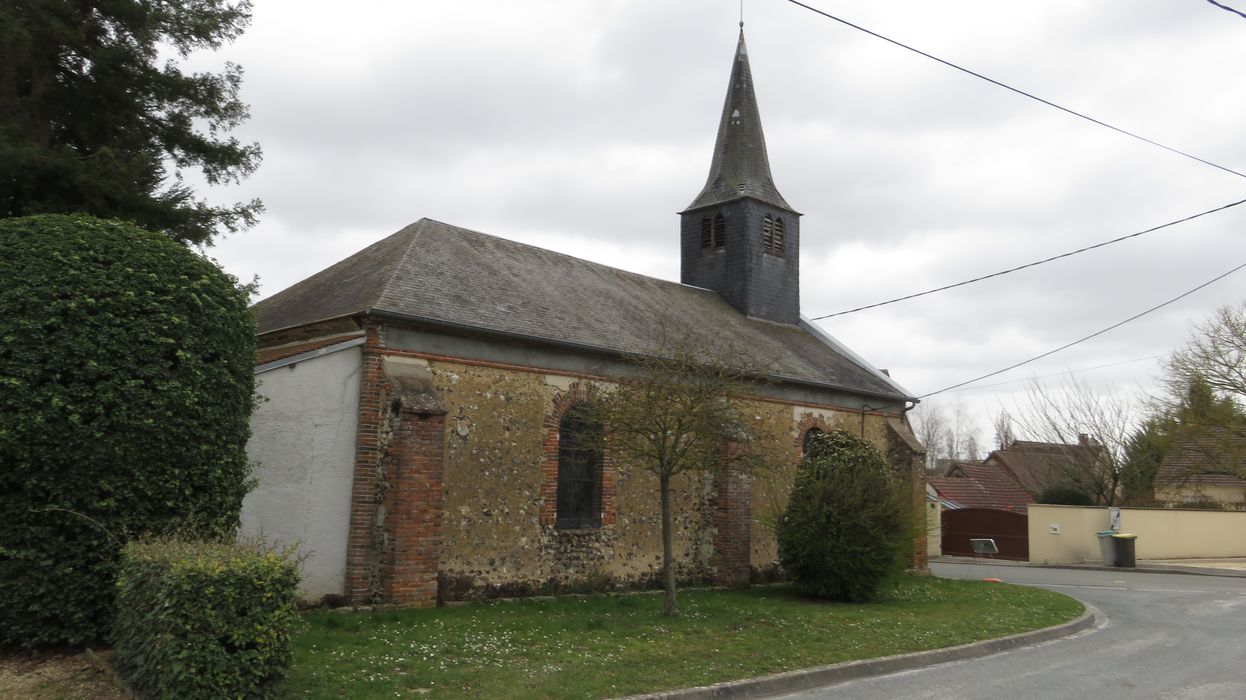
left=0, top=0, right=261, bottom=245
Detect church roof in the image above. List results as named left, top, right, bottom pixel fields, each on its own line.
left=252, top=218, right=910, bottom=400
left=684, top=30, right=793, bottom=213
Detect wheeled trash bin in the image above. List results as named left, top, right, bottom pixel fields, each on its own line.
left=1096, top=530, right=1117, bottom=566
left=1112, top=533, right=1137, bottom=568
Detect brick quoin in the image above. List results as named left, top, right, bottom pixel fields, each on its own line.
left=344, top=323, right=388, bottom=603
left=382, top=408, right=445, bottom=605
left=711, top=441, right=752, bottom=586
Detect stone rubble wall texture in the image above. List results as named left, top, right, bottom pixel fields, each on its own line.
left=305, top=322, right=917, bottom=605
left=402, top=354, right=902, bottom=599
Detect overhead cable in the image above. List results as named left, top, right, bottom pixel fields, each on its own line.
left=918, top=261, right=1246, bottom=398
left=811, top=197, right=1246, bottom=319
left=783, top=0, right=1246, bottom=180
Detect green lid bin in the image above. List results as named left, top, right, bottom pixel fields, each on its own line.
left=1096, top=531, right=1117, bottom=566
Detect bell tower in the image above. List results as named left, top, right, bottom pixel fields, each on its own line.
left=680, top=28, right=801, bottom=324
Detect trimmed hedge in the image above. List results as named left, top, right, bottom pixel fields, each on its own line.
left=113, top=539, right=301, bottom=699
left=777, top=430, right=911, bottom=602
left=0, top=214, right=257, bottom=647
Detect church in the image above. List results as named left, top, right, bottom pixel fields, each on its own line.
left=241, top=29, right=925, bottom=605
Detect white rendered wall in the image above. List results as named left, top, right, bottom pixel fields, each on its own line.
left=241, top=347, right=361, bottom=599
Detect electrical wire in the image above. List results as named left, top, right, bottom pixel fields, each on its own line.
left=945, top=355, right=1162, bottom=393
left=812, top=197, right=1246, bottom=319
left=1206, top=0, right=1246, bottom=21
left=918, top=261, right=1246, bottom=398
left=783, top=0, right=1246, bottom=180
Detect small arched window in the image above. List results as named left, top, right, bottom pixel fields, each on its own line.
left=556, top=405, right=604, bottom=529
left=700, top=217, right=712, bottom=249
left=802, top=428, right=824, bottom=457
left=713, top=214, right=726, bottom=248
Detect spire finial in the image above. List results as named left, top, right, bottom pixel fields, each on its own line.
left=740, top=0, right=744, bottom=28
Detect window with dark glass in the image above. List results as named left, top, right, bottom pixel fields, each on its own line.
left=802, top=427, right=824, bottom=456
left=556, top=406, right=604, bottom=529
left=713, top=214, right=726, bottom=248
left=700, top=217, right=712, bottom=249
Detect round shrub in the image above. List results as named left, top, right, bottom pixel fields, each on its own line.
left=1037, top=484, right=1095, bottom=506
left=777, top=430, right=910, bottom=602
left=0, top=214, right=256, bottom=647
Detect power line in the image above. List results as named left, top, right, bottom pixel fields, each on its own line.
left=945, top=355, right=1162, bottom=393
left=812, top=197, right=1246, bottom=319
left=783, top=0, right=1246, bottom=180
left=1206, top=0, right=1246, bottom=21
left=919, top=261, right=1246, bottom=398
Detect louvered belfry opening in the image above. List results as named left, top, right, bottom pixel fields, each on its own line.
left=713, top=213, right=726, bottom=248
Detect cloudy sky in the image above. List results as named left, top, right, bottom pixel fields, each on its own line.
left=192, top=0, right=1246, bottom=451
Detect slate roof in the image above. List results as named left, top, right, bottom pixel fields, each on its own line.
left=684, top=30, right=792, bottom=214
left=251, top=218, right=911, bottom=400
left=984, top=440, right=1102, bottom=496
left=1156, top=428, right=1246, bottom=488
left=928, top=462, right=1033, bottom=512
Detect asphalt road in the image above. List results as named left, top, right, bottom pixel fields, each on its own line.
left=776, top=562, right=1246, bottom=700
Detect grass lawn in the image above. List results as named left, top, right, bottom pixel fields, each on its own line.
left=284, top=575, right=1083, bottom=699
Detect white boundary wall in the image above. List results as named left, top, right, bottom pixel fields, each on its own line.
left=241, top=347, right=362, bottom=599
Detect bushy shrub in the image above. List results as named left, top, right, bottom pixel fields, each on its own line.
left=1037, top=484, right=1095, bottom=506
left=113, top=539, right=301, bottom=699
left=0, top=214, right=257, bottom=647
left=777, top=430, right=911, bottom=602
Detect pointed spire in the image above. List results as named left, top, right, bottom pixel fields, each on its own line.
left=685, top=29, right=792, bottom=212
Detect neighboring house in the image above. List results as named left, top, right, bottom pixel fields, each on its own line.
left=240, top=30, right=924, bottom=606
left=1154, top=428, right=1246, bottom=507
left=927, top=461, right=1032, bottom=513
left=982, top=437, right=1104, bottom=499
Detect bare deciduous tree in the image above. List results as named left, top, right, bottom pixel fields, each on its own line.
left=1165, top=303, right=1246, bottom=406
left=596, top=341, right=769, bottom=617
left=1010, top=378, right=1140, bottom=506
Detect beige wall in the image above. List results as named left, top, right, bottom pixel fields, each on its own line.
left=1027, top=505, right=1110, bottom=565
left=926, top=500, right=942, bottom=558
left=1029, top=504, right=1246, bottom=563
left=1155, top=483, right=1246, bottom=507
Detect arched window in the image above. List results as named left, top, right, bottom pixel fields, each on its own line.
left=556, top=405, right=604, bottom=529
left=700, top=217, right=712, bottom=249
left=713, top=214, right=726, bottom=248
left=802, top=428, right=824, bottom=457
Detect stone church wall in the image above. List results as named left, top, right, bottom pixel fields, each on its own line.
left=378, top=350, right=897, bottom=601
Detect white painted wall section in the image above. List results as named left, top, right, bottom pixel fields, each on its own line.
left=241, top=346, right=361, bottom=599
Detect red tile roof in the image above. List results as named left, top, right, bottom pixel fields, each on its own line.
left=928, top=462, right=1033, bottom=512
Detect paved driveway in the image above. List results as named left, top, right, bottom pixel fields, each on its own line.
left=776, top=562, right=1246, bottom=700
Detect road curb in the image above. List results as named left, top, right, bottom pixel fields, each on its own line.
left=935, top=555, right=1246, bottom=579
left=617, top=603, right=1100, bottom=700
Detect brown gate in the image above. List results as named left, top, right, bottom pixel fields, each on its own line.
left=941, top=508, right=1029, bottom=561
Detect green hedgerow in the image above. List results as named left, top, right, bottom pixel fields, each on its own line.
left=113, top=538, right=301, bottom=700
left=777, top=430, right=911, bottom=602
left=0, top=214, right=257, bottom=648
